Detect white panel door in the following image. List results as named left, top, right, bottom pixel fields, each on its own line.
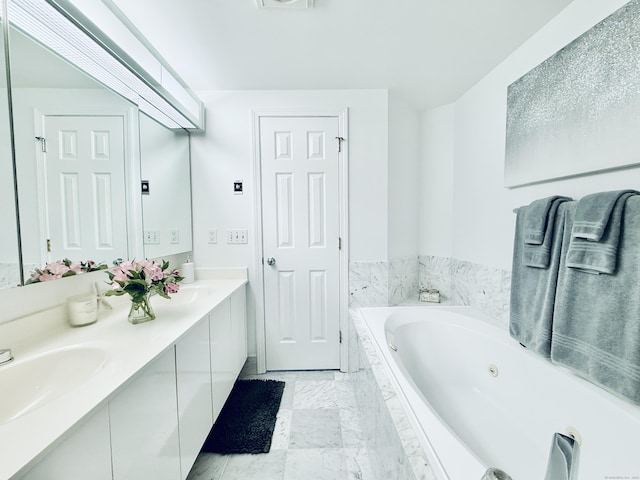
left=260, top=116, right=341, bottom=370
left=43, top=115, right=127, bottom=263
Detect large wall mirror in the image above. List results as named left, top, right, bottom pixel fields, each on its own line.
left=10, top=25, right=140, bottom=282
left=2, top=6, right=194, bottom=291
left=139, top=113, right=192, bottom=259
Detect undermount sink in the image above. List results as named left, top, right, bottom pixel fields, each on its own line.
left=165, top=284, right=214, bottom=306
left=0, top=346, right=107, bottom=425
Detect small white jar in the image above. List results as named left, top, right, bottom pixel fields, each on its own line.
left=67, top=294, right=98, bottom=327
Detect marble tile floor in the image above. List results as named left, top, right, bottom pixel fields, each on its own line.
left=186, top=368, right=374, bottom=480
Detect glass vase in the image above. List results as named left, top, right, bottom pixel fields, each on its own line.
left=128, top=293, right=156, bottom=324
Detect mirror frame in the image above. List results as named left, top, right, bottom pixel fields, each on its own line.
left=2, top=0, right=24, bottom=287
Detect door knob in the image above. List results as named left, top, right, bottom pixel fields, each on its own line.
left=266, top=257, right=276, bottom=266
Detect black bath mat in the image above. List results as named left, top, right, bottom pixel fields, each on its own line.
left=201, top=379, right=285, bottom=454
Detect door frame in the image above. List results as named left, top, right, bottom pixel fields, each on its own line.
left=33, top=106, right=143, bottom=266
left=252, top=108, right=349, bottom=373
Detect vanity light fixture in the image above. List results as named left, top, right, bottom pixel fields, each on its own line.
left=256, top=0, right=314, bottom=9
left=6, top=0, right=199, bottom=129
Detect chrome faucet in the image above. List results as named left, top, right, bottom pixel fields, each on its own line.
left=544, top=432, right=580, bottom=480
left=0, top=348, right=13, bottom=366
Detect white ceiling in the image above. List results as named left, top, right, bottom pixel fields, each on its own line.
left=115, top=0, right=574, bottom=109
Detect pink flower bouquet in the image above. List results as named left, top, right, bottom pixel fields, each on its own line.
left=27, top=259, right=107, bottom=284
left=105, top=259, right=183, bottom=304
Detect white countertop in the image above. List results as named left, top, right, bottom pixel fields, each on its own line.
left=0, top=278, right=246, bottom=480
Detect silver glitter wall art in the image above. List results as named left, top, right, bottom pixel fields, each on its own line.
left=505, top=0, right=640, bottom=187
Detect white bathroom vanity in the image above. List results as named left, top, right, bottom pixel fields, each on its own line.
left=0, top=277, right=247, bottom=480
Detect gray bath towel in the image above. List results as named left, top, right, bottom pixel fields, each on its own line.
left=510, top=201, right=568, bottom=357
left=523, top=195, right=572, bottom=245
left=552, top=197, right=640, bottom=405
left=571, top=189, right=638, bottom=241
left=567, top=191, right=636, bottom=274
left=522, top=197, right=571, bottom=268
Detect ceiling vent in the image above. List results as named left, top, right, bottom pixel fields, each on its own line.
left=256, top=0, right=314, bottom=9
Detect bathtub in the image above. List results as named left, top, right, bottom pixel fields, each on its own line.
left=358, top=306, right=640, bottom=480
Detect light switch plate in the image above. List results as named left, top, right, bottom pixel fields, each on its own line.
left=226, top=229, right=248, bottom=244
left=143, top=230, right=160, bottom=244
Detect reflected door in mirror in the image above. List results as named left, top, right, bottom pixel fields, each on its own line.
left=41, top=115, right=127, bottom=263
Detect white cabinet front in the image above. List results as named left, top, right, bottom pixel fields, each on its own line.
left=210, top=297, right=236, bottom=421
left=176, top=316, right=213, bottom=478
left=230, top=286, right=247, bottom=374
left=109, top=348, right=180, bottom=480
left=20, top=406, right=112, bottom=480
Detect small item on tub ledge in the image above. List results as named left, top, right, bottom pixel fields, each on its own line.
left=419, top=288, right=440, bottom=303
left=67, top=293, right=98, bottom=327
left=181, top=257, right=195, bottom=284
left=481, top=467, right=512, bottom=480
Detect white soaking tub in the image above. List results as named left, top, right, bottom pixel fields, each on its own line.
left=358, top=306, right=640, bottom=480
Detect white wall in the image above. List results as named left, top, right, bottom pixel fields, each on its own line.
left=388, top=92, right=420, bottom=259
left=419, top=103, right=455, bottom=258
left=422, top=0, right=637, bottom=271
left=190, top=89, right=389, bottom=355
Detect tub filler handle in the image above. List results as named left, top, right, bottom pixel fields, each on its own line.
left=388, top=342, right=398, bottom=352
left=0, top=348, right=13, bottom=366
left=544, top=432, right=580, bottom=480
left=481, top=467, right=511, bottom=480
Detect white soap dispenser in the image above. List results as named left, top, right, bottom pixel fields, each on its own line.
left=181, top=257, right=195, bottom=284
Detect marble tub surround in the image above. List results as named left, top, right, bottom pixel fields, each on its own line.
left=349, top=261, right=389, bottom=308
left=0, top=277, right=246, bottom=480
left=187, top=370, right=373, bottom=480
left=417, top=256, right=453, bottom=301
left=389, top=256, right=419, bottom=306
left=350, top=309, right=435, bottom=480
left=419, top=255, right=510, bottom=327
left=351, top=256, right=510, bottom=324
left=349, top=257, right=419, bottom=308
